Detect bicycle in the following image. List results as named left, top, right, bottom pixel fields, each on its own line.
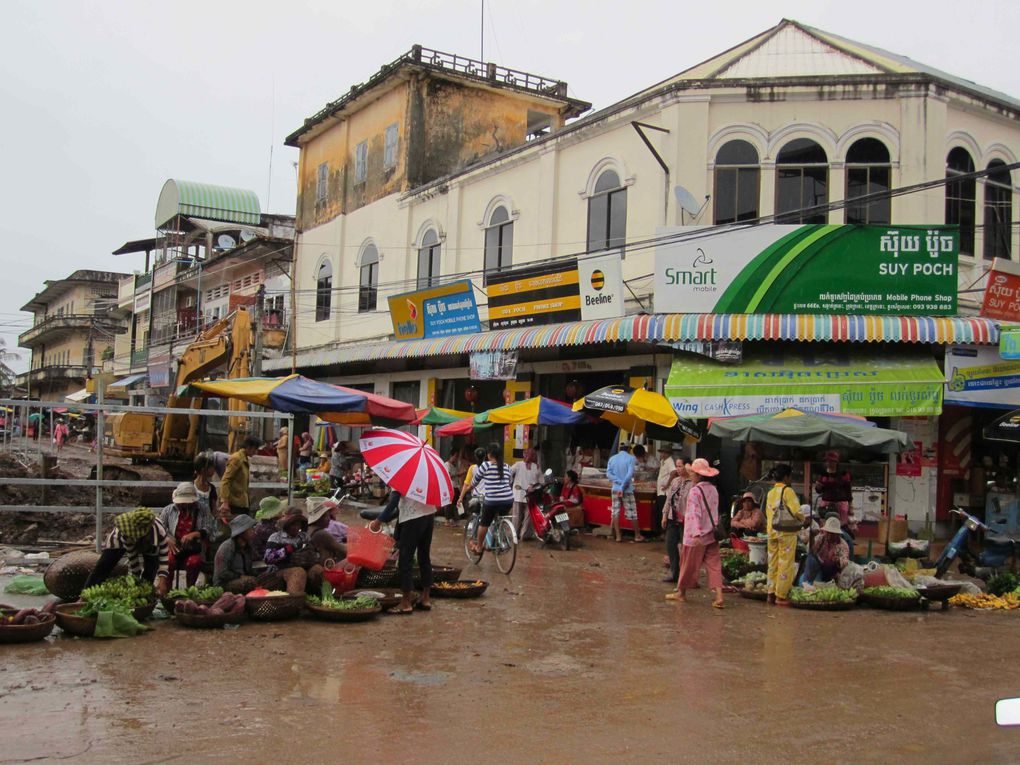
left=464, top=510, right=518, bottom=574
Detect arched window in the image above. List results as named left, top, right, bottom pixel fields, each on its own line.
left=945, top=148, right=976, bottom=256
left=358, top=244, right=379, bottom=313
left=587, top=168, right=627, bottom=252
left=775, top=138, right=828, bottom=224
left=315, top=259, right=332, bottom=322
left=417, top=229, right=440, bottom=290
left=483, top=206, right=514, bottom=283
left=984, top=159, right=1013, bottom=261
left=713, top=140, right=760, bottom=224
left=845, top=138, right=891, bottom=225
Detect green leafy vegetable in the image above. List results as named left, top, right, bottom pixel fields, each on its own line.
left=789, top=586, right=858, bottom=603
left=80, top=576, right=154, bottom=617
left=987, top=573, right=1019, bottom=597
left=306, top=582, right=378, bottom=610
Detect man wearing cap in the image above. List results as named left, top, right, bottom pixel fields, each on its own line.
left=653, top=444, right=678, bottom=539
left=213, top=515, right=260, bottom=593
left=606, top=443, right=642, bottom=542
left=219, top=436, right=263, bottom=516
left=159, top=482, right=218, bottom=588
left=83, top=508, right=172, bottom=597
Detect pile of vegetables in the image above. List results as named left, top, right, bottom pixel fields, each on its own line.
left=721, top=553, right=749, bottom=582
left=986, top=572, right=1019, bottom=597
left=246, top=589, right=290, bottom=598
left=175, top=592, right=246, bottom=618
left=167, top=585, right=224, bottom=602
left=79, top=576, right=154, bottom=617
left=789, top=586, right=858, bottom=604
left=949, top=592, right=1020, bottom=610
left=433, top=580, right=485, bottom=590
left=733, top=571, right=768, bottom=592
left=1, top=602, right=57, bottom=626
left=307, top=582, right=378, bottom=610
left=862, top=586, right=920, bottom=600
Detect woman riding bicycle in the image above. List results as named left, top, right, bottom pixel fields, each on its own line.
left=468, top=443, right=514, bottom=556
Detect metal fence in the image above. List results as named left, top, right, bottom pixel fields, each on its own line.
left=0, top=397, right=293, bottom=551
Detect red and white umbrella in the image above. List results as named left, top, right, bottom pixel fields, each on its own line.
left=358, top=428, right=454, bottom=507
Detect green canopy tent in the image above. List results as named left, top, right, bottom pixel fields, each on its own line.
left=707, top=409, right=910, bottom=454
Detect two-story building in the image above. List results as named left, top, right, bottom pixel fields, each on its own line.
left=275, top=19, right=1019, bottom=531
left=17, top=270, right=128, bottom=400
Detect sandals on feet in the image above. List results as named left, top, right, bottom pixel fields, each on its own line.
left=388, top=606, right=414, bottom=615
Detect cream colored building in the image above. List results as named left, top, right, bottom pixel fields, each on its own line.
left=18, top=270, right=128, bottom=400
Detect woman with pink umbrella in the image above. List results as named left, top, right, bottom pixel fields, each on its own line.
left=361, top=429, right=454, bottom=615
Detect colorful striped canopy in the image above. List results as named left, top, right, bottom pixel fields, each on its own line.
left=190, top=375, right=416, bottom=426
left=435, top=396, right=588, bottom=437
left=155, top=179, right=261, bottom=228
left=267, top=314, right=1000, bottom=370
left=411, top=406, right=475, bottom=426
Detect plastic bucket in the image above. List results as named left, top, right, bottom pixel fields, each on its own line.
left=346, top=526, right=395, bottom=571
left=746, top=539, right=768, bottom=565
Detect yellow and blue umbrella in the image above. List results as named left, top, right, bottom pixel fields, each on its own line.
left=435, top=396, right=588, bottom=437
left=190, top=375, right=417, bottom=426
left=572, top=385, right=700, bottom=440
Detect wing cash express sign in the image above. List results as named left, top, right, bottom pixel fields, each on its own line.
left=654, top=225, right=958, bottom=315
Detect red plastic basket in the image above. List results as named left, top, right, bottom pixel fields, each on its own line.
left=729, top=534, right=750, bottom=553
left=346, top=527, right=395, bottom=571
left=322, top=559, right=361, bottom=594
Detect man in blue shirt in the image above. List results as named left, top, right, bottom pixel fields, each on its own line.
left=606, top=444, right=643, bottom=542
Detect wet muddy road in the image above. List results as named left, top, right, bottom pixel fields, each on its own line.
left=3, top=525, right=1018, bottom=764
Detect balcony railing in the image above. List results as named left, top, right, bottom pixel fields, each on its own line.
left=18, top=365, right=90, bottom=385
left=130, top=346, right=149, bottom=368
left=135, top=271, right=152, bottom=291
left=19, top=314, right=97, bottom=347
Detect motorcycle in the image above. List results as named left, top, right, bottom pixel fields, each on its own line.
left=934, top=507, right=1018, bottom=579
left=526, top=469, right=572, bottom=551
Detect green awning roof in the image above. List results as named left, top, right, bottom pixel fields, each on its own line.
left=155, top=179, right=261, bottom=229
left=665, top=348, right=945, bottom=418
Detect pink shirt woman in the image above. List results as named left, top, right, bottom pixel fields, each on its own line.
left=683, top=480, right=720, bottom=545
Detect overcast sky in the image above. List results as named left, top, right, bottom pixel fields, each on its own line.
left=3, top=0, right=1019, bottom=372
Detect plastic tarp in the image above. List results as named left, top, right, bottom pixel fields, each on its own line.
left=708, top=409, right=910, bottom=453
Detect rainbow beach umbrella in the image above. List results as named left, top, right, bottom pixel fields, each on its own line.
left=435, top=395, right=588, bottom=437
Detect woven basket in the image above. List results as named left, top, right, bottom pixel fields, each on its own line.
left=739, top=589, right=768, bottom=602
left=0, top=611, right=56, bottom=643
left=789, top=598, right=858, bottom=611
left=245, top=594, right=304, bottom=621
left=416, top=565, right=462, bottom=586
left=306, top=602, right=381, bottom=622
left=160, top=595, right=217, bottom=614
left=43, top=551, right=128, bottom=601
left=859, top=592, right=921, bottom=611
left=342, top=588, right=408, bottom=610
left=174, top=609, right=232, bottom=629
left=915, top=583, right=963, bottom=601
left=430, top=580, right=489, bottom=599
left=55, top=602, right=156, bottom=637
left=356, top=564, right=399, bottom=588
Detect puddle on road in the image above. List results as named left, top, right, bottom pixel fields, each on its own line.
left=387, top=669, right=451, bottom=686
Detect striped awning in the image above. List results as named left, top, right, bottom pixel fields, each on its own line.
left=267, top=314, right=999, bottom=371
left=155, top=179, right=261, bottom=228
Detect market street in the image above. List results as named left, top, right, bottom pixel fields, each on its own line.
left=2, top=521, right=1018, bottom=765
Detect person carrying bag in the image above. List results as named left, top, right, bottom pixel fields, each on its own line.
left=765, top=464, right=806, bottom=606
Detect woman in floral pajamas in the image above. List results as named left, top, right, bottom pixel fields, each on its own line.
left=765, top=464, right=805, bottom=606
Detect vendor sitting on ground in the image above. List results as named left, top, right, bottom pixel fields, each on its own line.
left=213, top=515, right=259, bottom=593
left=802, top=516, right=851, bottom=584
left=730, top=491, right=765, bottom=535
left=559, top=470, right=583, bottom=507
left=159, top=481, right=218, bottom=588
left=264, top=510, right=323, bottom=595
left=307, top=502, right=347, bottom=561
left=324, top=500, right=348, bottom=545
left=252, top=496, right=286, bottom=561
left=83, top=508, right=171, bottom=596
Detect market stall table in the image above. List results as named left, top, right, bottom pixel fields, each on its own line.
left=578, top=472, right=657, bottom=532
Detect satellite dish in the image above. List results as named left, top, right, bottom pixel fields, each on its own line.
left=217, top=234, right=237, bottom=249
left=239, top=229, right=256, bottom=243
left=673, top=185, right=701, bottom=218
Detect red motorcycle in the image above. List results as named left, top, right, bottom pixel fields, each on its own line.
left=527, top=470, right=572, bottom=551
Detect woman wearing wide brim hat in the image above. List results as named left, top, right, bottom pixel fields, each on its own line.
left=251, top=496, right=286, bottom=562
left=307, top=501, right=347, bottom=562
left=667, top=458, right=725, bottom=609
left=265, top=510, right=322, bottom=596
left=213, top=514, right=260, bottom=593
left=802, top=515, right=851, bottom=585
left=730, top=491, right=765, bottom=535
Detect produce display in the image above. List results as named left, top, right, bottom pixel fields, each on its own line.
left=948, top=593, right=1020, bottom=610
left=722, top=554, right=748, bottom=582
left=986, top=573, right=1019, bottom=597
left=734, top=572, right=767, bottom=593
left=862, top=586, right=919, bottom=600
left=167, top=585, right=224, bottom=602
left=433, top=580, right=485, bottom=590
left=246, top=589, right=290, bottom=598
left=175, top=592, right=246, bottom=619
left=789, top=587, right=858, bottom=604
left=2, top=602, right=56, bottom=625
left=79, top=576, right=154, bottom=617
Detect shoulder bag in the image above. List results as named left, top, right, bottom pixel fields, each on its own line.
left=694, top=484, right=727, bottom=543
left=771, top=485, right=802, bottom=533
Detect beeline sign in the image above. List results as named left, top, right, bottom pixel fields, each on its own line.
left=981, top=258, right=1020, bottom=323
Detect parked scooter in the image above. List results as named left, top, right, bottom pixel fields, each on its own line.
left=526, top=469, right=571, bottom=551
left=934, top=507, right=1018, bottom=579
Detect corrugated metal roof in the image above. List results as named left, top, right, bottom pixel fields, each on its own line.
left=265, top=314, right=999, bottom=371
left=155, top=179, right=261, bottom=229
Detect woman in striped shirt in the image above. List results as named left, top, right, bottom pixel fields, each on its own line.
left=469, top=443, right=514, bottom=556
left=82, top=508, right=171, bottom=596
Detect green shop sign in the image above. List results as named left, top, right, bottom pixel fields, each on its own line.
left=665, top=347, right=945, bottom=418
left=654, top=225, right=958, bottom=315
left=1001, top=326, right=1020, bottom=360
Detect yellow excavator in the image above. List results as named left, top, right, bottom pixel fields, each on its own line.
left=105, top=308, right=255, bottom=476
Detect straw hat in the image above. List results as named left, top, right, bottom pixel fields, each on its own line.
left=229, top=514, right=257, bottom=539
left=307, top=501, right=334, bottom=526
left=256, top=496, right=286, bottom=521
left=172, top=481, right=199, bottom=504
left=690, top=458, right=719, bottom=477
left=821, top=516, right=843, bottom=535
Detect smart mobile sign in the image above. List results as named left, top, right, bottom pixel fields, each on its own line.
left=654, top=225, right=958, bottom=315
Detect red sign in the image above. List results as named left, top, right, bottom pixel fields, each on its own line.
left=980, top=258, right=1020, bottom=322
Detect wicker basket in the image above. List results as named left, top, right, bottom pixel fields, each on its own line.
left=430, top=580, right=489, bottom=599
left=356, top=564, right=399, bottom=588
left=245, top=594, right=304, bottom=621
left=859, top=592, right=921, bottom=611
left=915, top=583, right=963, bottom=601
left=0, top=611, right=57, bottom=643
left=789, top=598, right=858, bottom=611
left=174, top=609, right=232, bottom=629
left=306, top=601, right=382, bottom=622
left=160, top=595, right=216, bottom=614
left=54, top=602, right=155, bottom=637
left=416, top=565, right=462, bottom=586
left=43, top=551, right=128, bottom=601
left=739, top=589, right=768, bottom=602
left=343, top=588, right=407, bottom=610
